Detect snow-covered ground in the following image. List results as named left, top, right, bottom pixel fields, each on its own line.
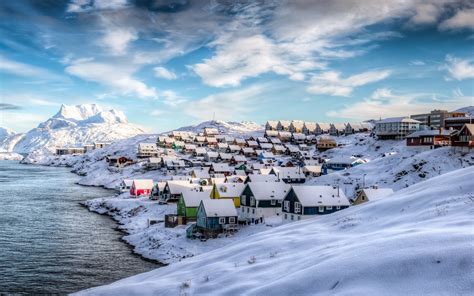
left=84, top=194, right=278, bottom=264
left=76, top=166, right=474, bottom=296
left=0, top=152, right=24, bottom=161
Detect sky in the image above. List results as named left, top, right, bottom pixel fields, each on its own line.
left=0, top=0, right=473, bottom=133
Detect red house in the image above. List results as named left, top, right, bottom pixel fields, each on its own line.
left=452, top=124, right=474, bottom=152
left=130, top=179, right=154, bottom=197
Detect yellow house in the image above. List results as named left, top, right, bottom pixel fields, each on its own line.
left=353, top=187, right=394, bottom=205
left=210, top=183, right=245, bottom=208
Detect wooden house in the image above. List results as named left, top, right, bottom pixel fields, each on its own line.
left=205, top=137, right=218, bottom=148
left=277, top=120, right=291, bottom=131
left=210, top=183, right=245, bottom=207
left=118, top=179, right=133, bottom=192
left=270, top=167, right=306, bottom=183
left=241, top=147, right=256, bottom=158
left=303, top=165, right=322, bottom=177
left=272, top=144, right=286, bottom=155
left=315, top=123, right=331, bottom=134
left=217, top=143, right=229, bottom=152
left=194, top=136, right=206, bottom=146
left=269, top=137, right=282, bottom=145
left=209, top=163, right=233, bottom=176
left=278, top=131, right=292, bottom=142
left=352, top=187, right=394, bottom=205
left=257, top=137, right=269, bottom=144
left=130, top=179, right=154, bottom=197
left=452, top=124, right=474, bottom=152
left=150, top=181, right=167, bottom=200
left=106, top=156, right=133, bottom=167
left=317, top=137, right=337, bottom=151
left=195, top=199, right=238, bottom=237
left=406, top=129, right=455, bottom=149
left=289, top=120, right=305, bottom=133
left=265, top=130, right=279, bottom=138
left=240, top=182, right=291, bottom=223
left=230, top=155, right=247, bottom=166
left=292, top=133, right=306, bottom=144
left=193, top=147, right=207, bottom=157
left=233, top=138, right=246, bottom=147
left=161, top=181, right=200, bottom=203
left=146, top=157, right=162, bottom=169
left=282, top=185, right=350, bottom=222
left=329, top=123, right=346, bottom=136
left=258, top=151, right=276, bottom=161
left=137, top=143, right=158, bottom=158
left=246, top=140, right=259, bottom=148
left=205, top=151, right=219, bottom=162
left=177, top=189, right=211, bottom=221
left=203, top=127, right=219, bottom=136
left=302, top=122, right=317, bottom=135
left=191, top=167, right=211, bottom=179
left=259, top=143, right=273, bottom=150
left=265, top=120, right=279, bottom=130
left=227, top=144, right=241, bottom=153
left=184, top=144, right=197, bottom=154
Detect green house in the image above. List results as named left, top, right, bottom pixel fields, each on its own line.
left=177, top=189, right=211, bottom=221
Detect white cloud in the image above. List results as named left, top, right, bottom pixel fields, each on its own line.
left=101, top=28, right=137, bottom=56
left=443, top=55, right=474, bottom=80
left=183, top=84, right=266, bottom=120
left=328, top=88, right=470, bottom=120
left=307, top=69, right=391, bottom=96
left=65, top=59, right=157, bottom=98
left=154, top=67, right=177, bottom=80
left=409, top=60, right=425, bottom=66
left=439, top=8, right=474, bottom=31
left=0, top=55, right=63, bottom=81
left=67, top=0, right=129, bottom=13
left=408, top=3, right=441, bottom=26
left=160, top=90, right=187, bottom=107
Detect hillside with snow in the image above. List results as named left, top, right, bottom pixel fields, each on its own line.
left=76, top=166, right=474, bottom=296
left=175, top=120, right=264, bottom=136
left=0, top=104, right=146, bottom=155
left=456, top=106, right=474, bottom=117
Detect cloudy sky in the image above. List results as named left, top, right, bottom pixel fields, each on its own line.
left=0, top=0, right=473, bottom=132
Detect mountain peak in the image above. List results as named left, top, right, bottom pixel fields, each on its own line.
left=54, top=104, right=103, bottom=121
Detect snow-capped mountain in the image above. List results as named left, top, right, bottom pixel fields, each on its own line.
left=175, top=120, right=264, bottom=136
left=0, top=104, right=146, bottom=154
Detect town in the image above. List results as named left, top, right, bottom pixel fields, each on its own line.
left=56, top=108, right=473, bottom=241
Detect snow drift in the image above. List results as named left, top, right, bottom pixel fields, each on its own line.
left=76, top=166, right=474, bottom=296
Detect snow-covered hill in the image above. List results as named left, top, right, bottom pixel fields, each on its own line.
left=455, top=106, right=474, bottom=117
left=1, top=104, right=146, bottom=155
left=76, top=166, right=474, bottom=296
left=175, top=120, right=264, bottom=136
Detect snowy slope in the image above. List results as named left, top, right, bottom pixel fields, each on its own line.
left=1, top=104, right=146, bottom=155
left=76, top=166, right=474, bottom=296
left=455, top=106, right=474, bottom=117
left=175, top=120, right=264, bottom=137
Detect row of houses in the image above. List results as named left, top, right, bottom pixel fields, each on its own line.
left=265, top=120, right=372, bottom=135
left=55, top=142, right=110, bottom=155
left=406, top=124, right=474, bottom=152
left=124, top=176, right=393, bottom=238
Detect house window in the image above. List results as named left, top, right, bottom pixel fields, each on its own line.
left=318, top=206, right=324, bottom=213
left=336, top=206, right=340, bottom=210
left=252, top=209, right=255, bottom=214
left=219, top=217, right=225, bottom=224
left=247, top=207, right=249, bottom=213
left=291, top=215, right=294, bottom=220
left=229, top=217, right=235, bottom=224
left=294, top=202, right=301, bottom=213
left=250, top=197, right=255, bottom=206
left=284, top=201, right=289, bottom=211
left=327, top=206, right=333, bottom=210
left=241, top=195, right=246, bottom=205
left=284, top=214, right=287, bottom=219
left=271, top=199, right=276, bottom=206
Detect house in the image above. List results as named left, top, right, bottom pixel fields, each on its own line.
left=325, top=157, right=366, bottom=170
left=282, top=185, right=350, bottom=222
left=195, top=199, right=238, bottom=237
left=217, top=143, right=229, bottom=152
left=302, top=122, right=317, bottom=135
left=258, top=151, right=276, bottom=161
left=205, top=137, right=218, bottom=148
left=289, top=120, right=305, bottom=133
left=55, top=147, right=86, bottom=155
left=164, top=137, right=175, bottom=148
left=217, top=152, right=232, bottom=162
left=452, top=124, right=474, bottom=152
left=233, top=138, right=246, bottom=147
left=352, top=187, right=394, bottom=205
left=210, top=183, right=245, bottom=207
left=106, top=156, right=133, bottom=167
left=230, top=155, right=247, bottom=166
left=165, top=159, right=187, bottom=171
left=209, top=163, right=233, bottom=176
left=205, top=151, right=219, bottom=162
left=317, top=137, right=337, bottom=151
left=193, top=147, right=207, bottom=157
left=117, top=179, right=133, bottom=192
left=406, top=129, right=455, bottom=149
left=303, top=165, right=322, bottom=177
left=156, top=136, right=168, bottom=147
left=257, top=137, right=269, bottom=144
left=315, top=123, right=331, bottom=134
left=83, top=144, right=94, bottom=152
left=278, top=131, right=292, bottom=142
left=204, top=127, right=219, bottom=136
left=286, top=145, right=300, bottom=157
left=161, top=180, right=201, bottom=202
left=146, top=157, right=162, bottom=168
left=240, top=182, right=291, bottom=223
left=177, top=188, right=211, bottom=221
left=269, top=137, right=282, bottom=145
left=292, top=133, right=306, bottom=144
left=150, top=181, right=167, bottom=200
left=329, top=123, right=346, bottom=136
left=246, top=174, right=279, bottom=183
left=265, top=120, right=279, bottom=130
left=259, top=143, right=273, bottom=150
left=130, top=179, right=154, bottom=197
left=305, top=134, right=317, bottom=144
left=191, top=167, right=211, bottom=179
left=172, top=141, right=185, bottom=151
left=246, top=140, right=259, bottom=148
left=227, top=144, right=241, bottom=153
left=277, top=120, right=291, bottom=131
left=184, top=144, right=197, bottom=154
left=265, top=130, right=279, bottom=138
left=271, top=167, right=306, bottom=183
left=345, top=122, right=364, bottom=134
left=241, top=147, right=256, bottom=158
left=272, top=144, right=286, bottom=155
left=94, top=142, right=110, bottom=149
left=375, top=117, right=421, bottom=140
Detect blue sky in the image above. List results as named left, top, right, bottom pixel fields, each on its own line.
left=0, top=0, right=473, bottom=132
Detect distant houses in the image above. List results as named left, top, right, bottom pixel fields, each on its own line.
left=55, top=142, right=110, bottom=155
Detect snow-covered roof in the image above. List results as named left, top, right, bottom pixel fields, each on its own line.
left=218, top=143, right=228, bottom=149
left=292, top=185, right=350, bottom=206
left=290, top=120, right=305, bottom=129
left=148, top=157, right=161, bottom=163
left=303, top=165, right=322, bottom=173
left=181, top=189, right=211, bottom=207
left=206, top=151, right=219, bottom=158
left=266, top=120, right=279, bottom=128
left=260, top=143, right=273, bottom=149
left=326, top=156, right=364, bottom=165
left=200, top=199, right=237, bottom=217
left=272, top=167, right=305, bottom=178
left=228, top=145, right=241, bottom=151
left=242, top=147, right=255, bottom=153
left=269, top=137, right=282, bottom=144
left=407, top=129, right=455, bottom=138
left=121, top=179, right=133, bottom=186
left=218, top=153, right=232, bottom=160
left=247, top=140, right=258, bottom=146
left=211, top=163, right=232, bottom=172
left=132, top=179, right=154, bottom=189
left=194, top=147, right=207, bottom=154
left=215, top=183, right=246, bottom=197
left=232, top=155, right=247, bottom=162
left=138, top=143, right=157, bottom=149
left=247, top=174, right=279, bottom=182
left=167, top=180, right=199, bottom=194
left=278, top=131, right=292, bottom=137
left=362, top=188, right=394, bottom=201
left=265, top=130, right=279, bottom=137
left=247, top=182, right=291, bottom=200
left=292, top=133, right=306, bottom=140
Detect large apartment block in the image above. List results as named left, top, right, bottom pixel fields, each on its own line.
left=410, top=109, right=465, bottom=129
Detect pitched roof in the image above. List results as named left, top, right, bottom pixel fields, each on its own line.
left=377, top=117, right=421, bottom=124
left=247, top=174, right=279, bottom=182
left=200, top=199, right=237, bottom=217
left=181, top=189, right=211, bottom=207
left=132, top=179, right=154, bottom=189
left=362, top=188, right=394, bottom=201
left=247, top=182, right=291, bottom=200
left=214, top=183, right=246, bottom=197
left=291, top=185, right=350, bottom=206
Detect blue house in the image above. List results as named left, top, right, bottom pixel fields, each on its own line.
left=196, top=199, right=238, bottom=237
left=325, top=157, right=366, bottom=171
